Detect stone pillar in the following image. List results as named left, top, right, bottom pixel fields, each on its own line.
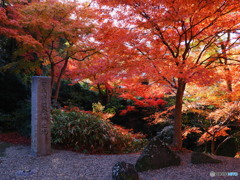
left=31, top=76, right=51, bottom=156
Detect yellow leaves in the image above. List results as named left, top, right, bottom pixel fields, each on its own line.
left=208, top=102, right=240, bottom=123
left=19, top=2, right=73, bottom=34
left=185, top=83, right=228, bottom=107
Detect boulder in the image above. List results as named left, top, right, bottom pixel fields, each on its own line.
left=157, top=125, right=174, bottom=144
left=112, top=161, right=139, bottom=180
left=215, top=138, right=238, bottom=157
left=135, top=136, right=181, bottom=172
left=191, top=152, right=222, bottom=164
left=182, top=132, right=201, bottom=151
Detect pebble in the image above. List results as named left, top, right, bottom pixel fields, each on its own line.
left=0, top=145, right=239, bottom=180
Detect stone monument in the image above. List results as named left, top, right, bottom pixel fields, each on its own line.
left=31, top=76, right=51, bottom=156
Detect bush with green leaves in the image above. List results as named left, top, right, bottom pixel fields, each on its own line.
left=13, top=100, right=31, bottom=137
left=0, top=99, right=31, bottom=136
left=0, top=112, right=15, bottom=133
left=57, top=80, right=98, bottom=110
left=51, top=109, right=147, bottom=154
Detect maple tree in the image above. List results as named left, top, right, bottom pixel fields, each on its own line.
left=93, top=0, right=240, bottom=148
left=20, top=0, right=99, bottom=103
left=1, top=0, right=98, bottom=103
left=0, top=0, right=42, bottom=53
left=65, top=55, right=119, bottom=105
left=196, top=101, right=240, bottom=154
left=0, top=1, right=16, bottom=37
left=211, top=30, right=240, bottom=93
left=66, top=54, right=167, bottom=113
left=1, top=0, right=240, bottom=152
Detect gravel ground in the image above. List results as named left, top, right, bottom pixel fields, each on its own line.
left=0, top=144, right=239, bottom=180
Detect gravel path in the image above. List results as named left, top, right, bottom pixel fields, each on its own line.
left=0, top=144, right=239, bottom=180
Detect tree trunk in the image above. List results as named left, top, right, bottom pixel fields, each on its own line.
left=211, top=136, right=215, bottom=154
left=97, top=83, right=104, bottom=104
left=106, top=88, right=112, bottom=104
left=221, top=38, right=232, bottom=92
left=224, top=65, right=232, bottom=92
left=172, top=78, right=186, bottom=149
left=50, top=62, right=55, bottom=90
left=52, top=59, right=69, bottom=105
left=226, top=75, right=232, bottom=92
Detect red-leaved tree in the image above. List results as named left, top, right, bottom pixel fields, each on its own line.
left=93, top=0, right=240, bottom=148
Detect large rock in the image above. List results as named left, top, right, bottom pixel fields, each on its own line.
left=112, top=161, right=139, bottom=180
left=182, top=132, right=201, bottom=151
left=215, top=138, right=238, bottom=157
left=135, top=136, right=181, bottom=172
left=157, top=125, right=174, bottom=144
left=191, top=152, right=222, bottom=164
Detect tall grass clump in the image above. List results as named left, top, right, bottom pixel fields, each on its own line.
left=51, top=109, right=147, bottom=154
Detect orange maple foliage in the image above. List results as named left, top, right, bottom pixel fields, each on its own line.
left=198, top=125, right=230, bottom=145
left=1, top=0, right=98, bottom=102
left=182, top=127, right=202, bottom=140
left=91, top=0, right=240, bottom=148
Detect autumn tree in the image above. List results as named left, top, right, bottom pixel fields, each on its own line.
left=209, top=29, right=240, bottom=93
left=66, top=55, right=119, bottom=105
left=0, top=0, right=41, bottom=89
left=0, top=0, right=19, bottom=65
left=1, top=0, right=98, bottom=104
left=93, top=0, right=240, bottom=148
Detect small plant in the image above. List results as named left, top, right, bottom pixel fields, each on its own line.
left=51, top=109, right=147, bottom=154
left=181, top=102, right=240, bottom=155
left=104, top=106, right=117, bottom=114
left=92, top=102, right=105, bottom=113
left=0, top=113, right=15, bottom=133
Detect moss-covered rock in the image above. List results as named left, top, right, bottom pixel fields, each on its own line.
left=135, top=136, right=181, bottom=172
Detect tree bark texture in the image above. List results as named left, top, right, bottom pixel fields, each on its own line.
left=52, top=59, right=69, bottom=105
left=172, top=78, right=186, bottom=149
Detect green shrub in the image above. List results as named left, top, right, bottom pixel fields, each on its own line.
left=13, top=100, right=31, bottom=137
left=57, top=80, right=98, bottom=110
left=104, top=106, right=117, bottom=114
left=51, top=109, right=147, bottom=154
left=182, top=108, right=210, bottom=127
left=0, top=99, right=31, bottom=136
left=0, top=112, right=15, bottom=133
